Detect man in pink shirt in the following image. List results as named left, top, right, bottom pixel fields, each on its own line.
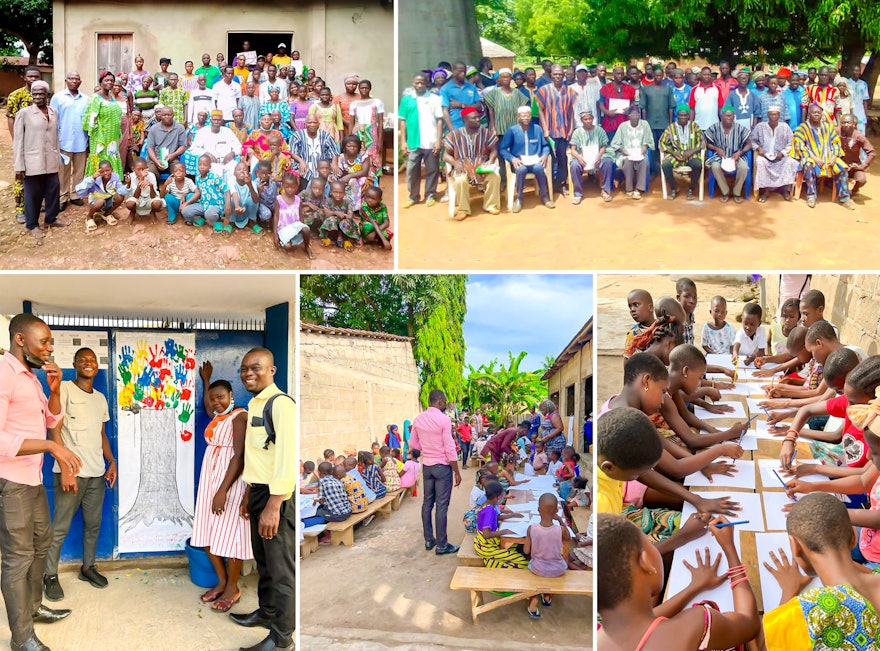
left=0, top=314, right=83, bottom=651
left=409, top=389, right=461, bottom=555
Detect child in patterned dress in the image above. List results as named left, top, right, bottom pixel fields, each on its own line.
left=379, top=445, right=402, bottom=492
left=360, top=185, right=392, bottom=250
left=273, top=173, right=312, bottom=259
left=299, top=176, right=328, bottom=235
left=319, top=181, right=359, bottom=250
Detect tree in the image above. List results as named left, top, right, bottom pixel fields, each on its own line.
left=300, top=274, right=468, bottom=406
left=0, top=1, right=52, bottom=64
left=475, top=0, right=522, bottom=53
left=462, top=351, right=547, bottom=425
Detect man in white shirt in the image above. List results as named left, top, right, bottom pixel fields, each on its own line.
left=212, top=66, right=242, bottom=122
left=259, top=65, right=288, bottom=103
left=399, top=73, right=443, bottom=208
left=188, top=110, right=241, bottom=179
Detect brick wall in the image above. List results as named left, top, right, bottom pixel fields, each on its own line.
left=299, top=330, right=421, bottom=465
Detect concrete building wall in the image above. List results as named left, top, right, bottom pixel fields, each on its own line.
left=299, top=330, right=420, bottom=465
left=53, top=0, right=393, bottom=104
left=764, top=274, right=880, bottom=356
left=547, top=338, right=593, bottom=453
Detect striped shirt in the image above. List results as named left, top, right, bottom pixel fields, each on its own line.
left=792, top=121, right=847, bottom=175
left=482, top=86, right=528, bottom=136
left=659, top=121, right=704, bottom=157
left=757, top=91, right=790, bottom=121
left=536, top=83, right=577, bottom=138
left=444, top=126, right=498, bottom=165
left=704, top=121, right=751, bottom=163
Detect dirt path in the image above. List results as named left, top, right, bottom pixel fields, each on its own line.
left=0, top=110, right=393, bottom=270
left=397, top=150, right=879, bottom=270
left=300, top=463, right=591, bottom=650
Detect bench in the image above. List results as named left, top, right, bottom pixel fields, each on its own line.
left=571, top=507, right=590, bottom=535
left=323, top=492, right=397, bottom=547
left=456, top=533, right=483, bottom=567
left=300, top=524, right=326, bottom=560
left=450, top=566, right=593, bottom=623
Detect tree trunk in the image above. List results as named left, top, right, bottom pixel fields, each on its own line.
left=398, top=0, right=482, bottom=93
left=863, top=52, right=879, bottom=108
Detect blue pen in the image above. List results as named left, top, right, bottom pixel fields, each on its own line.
left=715, top=520, right=749, bottom=528
left=791, top=449, right=798, bottom=466
left=762, top=405, right=772, bottom=419
left=772, top=468, right=797, bottom=501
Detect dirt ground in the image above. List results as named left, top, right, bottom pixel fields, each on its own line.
left=300, top=463, right=592, bottom=650
left=0, top=109, right=393, bottom=271
left=596, top=274, right=755, bottom=405
left=397, top=146, right=879, bottom=271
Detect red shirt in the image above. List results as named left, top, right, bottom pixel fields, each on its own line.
left=826, top=394, right=868, bottom=467
left=456, top=424, right=473, bottom=443
left=599, top=82, right=637, bottom=133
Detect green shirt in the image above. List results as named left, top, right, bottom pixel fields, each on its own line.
left=482, top=86, right=528, bottom=135
left=194, top=65, right=222, bottom=89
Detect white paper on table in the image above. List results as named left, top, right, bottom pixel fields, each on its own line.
left=719, top=382, right=758, bottom=396
left=706, top=354, right=736, bottom=369
left=738, top=433, right=759, bottom=451
left=746, top=398, right=773, bottom=416
left=506, top=503, right=534, bottom=513
left=668, top=530, right=742, bottom=612
left=757, top=459, right=827, bottom=489
left=682, top=491, right=765, bottom=531
left=608, top=98, right=631, bottom=113
left=695, top=401, right=748, bottom=421
left=754, top=532, right=822, bottom=611
left=753, top=419, right=786, bottom=439
left=761, top=492, right=795, bottom=530
left=685, top=460, right=756, bottom=489
left=780, top=463, right=829, bottom=485
left=501, top=520, right=531, bottom=538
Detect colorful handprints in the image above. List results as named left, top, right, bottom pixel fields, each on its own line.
left=117, top=335, right=196, bottom=415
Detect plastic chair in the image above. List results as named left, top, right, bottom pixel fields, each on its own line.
left=660, top=149, right=705, bottom=201
left=707, top=149, right=752, bottom=199
left=445, top=163, right=485, bottom=218
left=566, top=154, right=605, bottom=202
left=793, top=164, right=839, bottom=202
left=505, top=156, right=553, bottom=209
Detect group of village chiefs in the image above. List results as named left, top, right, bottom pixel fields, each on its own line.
left=399, top=58, right=875, bottom=219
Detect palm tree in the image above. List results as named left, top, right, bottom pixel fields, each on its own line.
left=463, top=351, right=546, bottom=425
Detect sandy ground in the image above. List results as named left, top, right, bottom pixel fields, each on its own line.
left=0, top=109, right=393, bottom=271
left=596, top=274, right=756, bottom=405
left=397, top=149, right=879, bottom=271
left=0, top=559, right=276, bottom=651
left=299, top=463, right=592, bottom=650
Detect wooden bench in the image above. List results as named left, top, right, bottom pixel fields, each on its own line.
left=323, top=492, right=397, bottom=547
left=450, top=566, right=593, bottom=623
left=571, top=507, right=590, bottom=535
left=456, top=533, right=483, bottom=567
left=300, top=524, right=326, bottom=560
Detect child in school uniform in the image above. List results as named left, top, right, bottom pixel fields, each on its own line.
left=701, top=295, right=735, bottom=354
left=523, top=493, right=571, bottom=619
left=473, top=481, right=528, bottom=569
left=732, top=302, right=767, bottom=365
left=624, top=289, right=655, bottom=358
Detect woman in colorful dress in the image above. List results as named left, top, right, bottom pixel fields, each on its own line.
left=309, top=87, right=344, bottom=144
left=193, top=361, right=252, bottom=613
left=349, top=79, right=385, bottom=176
left=334, top=74, right=360, bottom=135
left=337, top=135, right=373, bottom=211
left=289, top=83, right=314, bottom=132
left=127, top=55, right=149, bottom=94
left=538, top=398, right=567, bottom=458
left=242, top=113, right=286, bottom=168
left=83, top=71, right=124, bottom=177
left=110, top=76, right=132, bottom=171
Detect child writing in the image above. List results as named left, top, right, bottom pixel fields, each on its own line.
left=732, top=302, right=767, bottom=365
left=473, top=481, right=527, bottom=569
left=273, top=173, right=312, bottom=260
left=360, top=185, right=392, bottom=250
left=498, top=453, right=526, bottom=491
left=524, top=492, right=571, bottom=619
left=701, top=295, right=735, bottom=354
left=596, top=512, right=761, bottom=651
left=162, top=161, right=197, bottom=225
left=75, top=159, right=125, bottom=232
left=624, top=289, right=655, bottom=358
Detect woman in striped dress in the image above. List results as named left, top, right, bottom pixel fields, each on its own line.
left=192, top=361, right=252, bottom=612
left=474, top=481, right=529, bottom=569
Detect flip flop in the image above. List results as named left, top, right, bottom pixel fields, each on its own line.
left=211, top=593, right=241, bottom=612
left=85, top=218, right=98, bottom=232
left=541, top=595, right=553, bottom=608
left=104, top=214, right=118, bottom=225
left=200, top=588, right=222, bottom=603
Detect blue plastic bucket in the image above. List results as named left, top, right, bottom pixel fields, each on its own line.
left=185, top=538, right=218, bottom=588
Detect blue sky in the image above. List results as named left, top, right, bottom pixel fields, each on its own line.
left=463, top=274, right=594, bottom=374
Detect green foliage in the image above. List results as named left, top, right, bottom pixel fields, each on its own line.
left=475, top=0, right=523, bottom=53
left=462, top=351, right=547, bottom=425
left=515, top=0, right=594, bottom=58
left=299, top=274, right=468, bottom=406
left=0, top=0, right=52, bottom=64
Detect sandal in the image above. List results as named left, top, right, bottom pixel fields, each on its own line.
left=211, top=593, right=240, bottom=612
left=104, top=214, right=118, bottom=225
left=541, top=595, right=553, bottom=608
left=213, top=222, right=223, bottom=233
left=527, top=606, right=541, bottom=619
left=222, top=224, right=234, bottom=234
left=321, top=237, right=332, bottom=247
left=252, top=224, right=264, bottom=234
left=86, top=218, right=98, bottom=232
left=200, top=588, right=222, bottom=603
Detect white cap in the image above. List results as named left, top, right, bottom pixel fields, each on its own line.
left=575, top=64, right=588, bottom=72
left=277, top=42, right=287, bottom=49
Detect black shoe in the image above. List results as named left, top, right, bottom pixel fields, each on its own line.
left=11, top=636, right=51, bottom=651
left=239, top=635, right=293, bottom=651
left=32, top=605, right=71, bottom=624
left=42, top=574, right=64, bottom=601
left=229, top=609, right=273, bottom=629
left=435, top=543, right=461, bottom=555
left=69, top=198, right=84, bottom=207
left=79, top=565, right=108, bottom=588
left=425, top=540, right=436, bottom=551
left=58, top=202, right=67, bottom=213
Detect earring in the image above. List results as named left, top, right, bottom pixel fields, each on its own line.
left=644, top=386, right=649, bottom=392
left=648, top=567, right=657, bottom=575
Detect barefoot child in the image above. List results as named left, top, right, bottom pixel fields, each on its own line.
left=181, top=154, right=227, bottom=228
left=273, top=173, right=312, bottom=259
left=360, top=185, right=392, bottom=250
left=254, top=160, right=279, bottom=226
left=524, top=493, right=571, bottom=619
left=299, top=176, right=328, bottom=235
left=124, top=156, right=165, bottom=222
left=162, top=161, right=197, bottom=224
left=319, top=180, right=359, bottom=250
left=702, top=296, right=735, bottom=354
left=75, top=160, right=125, bottom=232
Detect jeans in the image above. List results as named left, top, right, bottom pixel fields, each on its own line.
left=45, top=474, right=105, bottom=575
left=405, top=148, right=440, bottom=202
left=249, top=485, right=295, bottom=647
left=164, top=193, right=193, bottom=223
left=460, top=440, right=472, bottom=466
left=23, top=173, right=60, bottom=231
left=513, top=163, right=549, bottom=201
left=570, top=157, right=615, bottom=196
left=422, top=464, right=453, bottom=548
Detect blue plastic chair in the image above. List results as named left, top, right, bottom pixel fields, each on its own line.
left=708, top=149, right=752, bottom=200
left=139, top=143, right=171, bottom=182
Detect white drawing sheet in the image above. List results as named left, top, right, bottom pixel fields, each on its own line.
left=754, top=532, right=822, bottom=611
left=695, top=401, right=748, bottom=421
left=758, top=459, right=827, bottom=490
left=761, top=492, right=795, bottom=530
left=681, top=491, right=765, bottom=531
left=685, top=460, right=756, bottom=489
left=667, top=531, right=742, bottom=612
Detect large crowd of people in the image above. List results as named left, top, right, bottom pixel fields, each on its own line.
left=8, top=46, right=391, bottom=258
left=400, top=58, right=874, bottom=218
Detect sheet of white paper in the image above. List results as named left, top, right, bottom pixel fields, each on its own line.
left=754, top=532, right=822, bottom=611
left=608, top=97, right=631, bottom=112
left=668, top=531, right=742, bottom=612
left=756, top=459, right=826, bottom=489
left=506, top=503, right=534, bottom=513
left=753, top=420, right=786, bottom=439
left=501, top=520, right=531, bottom=538
left=695, top=401, right=748, bottom=421
left=746, top=398, right=772, bottom=416
left=685, top=460, right=756, bottom=489
left=706, top=354, right=735, bottom=369
left=780, top=463, right=829, bottom=485
left=738, top=432, right=759, bottom=451
left=760, top=492, right=794, bottom=530
left=720, top=383, right=758, bottom=396
left=681, top=491, right=765, bottom=531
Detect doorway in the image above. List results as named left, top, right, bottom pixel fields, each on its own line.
left=96, top=33, right=133, bottom=79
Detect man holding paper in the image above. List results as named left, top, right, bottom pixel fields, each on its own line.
left=498, top=106, right=554, bottom=213
left=568, top=110, right=613, bottom=203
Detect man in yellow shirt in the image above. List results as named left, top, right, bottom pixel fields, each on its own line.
left=270, top=44, right=292, bottom=68
left=229, top=347, right=294, bottom=651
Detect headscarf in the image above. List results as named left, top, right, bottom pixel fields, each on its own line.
left=30, top=80, right=49, bottom=93
left=344, top=74, right=360, bottom=84
left=432, top=69, right=450, bottom=85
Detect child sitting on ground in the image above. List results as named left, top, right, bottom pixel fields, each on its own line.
left=524, top=493, right=571, bottom=619
left=273, top=173, right=312, bottom=259
left=360, top=185, right=392, bottom=250
left=320, top=181, right=359, bottom=250
left=299, top=176, right=328, bottom=235
left=358, top=451, right=387, bottom=499
left=702, top=295, right=735, bottom=354
left=333, top=464, right=368, bottom=515
left=624, top=289, right=655, bottom=358
left=733, top=302, right=767, bottom=365
left=162, top=161, right=197, bottom=224
left=75, top=159, right=125, bottom=232
left=315, top=461, right=351, bottom=523
left=762, top=492, right=880, bottom=650
left=596, top=512, right=760, bottom=650
left=254, top=160, right=279, bottom=225
left=379, top=445, right=402, bottom=492
left=124, top=156, right=164, bottom=222
left=474, top=481, right=527, bottom=569
left=225, top=161, right=262, bottom=232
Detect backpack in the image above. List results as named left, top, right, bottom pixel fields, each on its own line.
left=261, top=392, right=296, bottom=450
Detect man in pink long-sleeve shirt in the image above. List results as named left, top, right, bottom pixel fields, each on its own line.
left=409, top=389, right=461, bottom=555
left=0, top=314, right=83, bottom=651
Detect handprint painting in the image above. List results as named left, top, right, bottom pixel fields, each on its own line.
left=116, top=332, right=197, bottom=553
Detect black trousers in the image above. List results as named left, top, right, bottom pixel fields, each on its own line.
left=23, top=173, right=60, bottom=231
left=249, top=485, right=295, bottom=646
left=421, top=463, right=453, bottom=548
